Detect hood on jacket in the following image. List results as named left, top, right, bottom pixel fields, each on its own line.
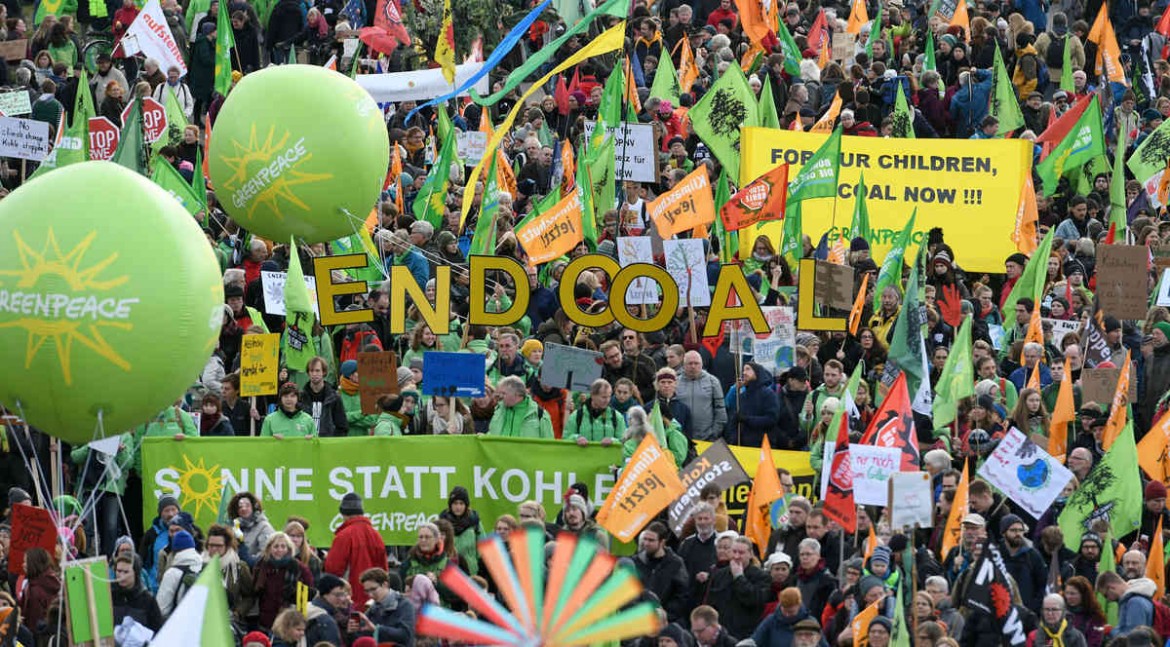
left=1125, top=577, right=1158, bottom=599
left=171, top=547, right=203, bottom=569
left=746, top=361, right=775, bottom=390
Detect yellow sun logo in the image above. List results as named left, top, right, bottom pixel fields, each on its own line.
left=171, top=455, right=223, bottom=521
left=0, top=229, right=131, bottom=385
left=217, top=124, right=332, bottom=223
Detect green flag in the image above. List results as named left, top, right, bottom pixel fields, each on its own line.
left=1038, top=96, right=1104, bottom=193
left=213, top=0, right=235, bottom=97
left=1057, top=422, right=1142, bottom=551
left=780, top=200, right=803, bottom=270
left=1001, top=228, right=1055, bottom=319
left=758, top=77, right=781, bottom=130
left=990, top=44, right=1025, bottom=135
left=598, top=67, right=625, bottom=130
left=924, top=30, right=937, bottom=73
left=349, top=42, right=363, bottom=79
left=688, top=64, right=759, bottom=183
left=865, top=11, right=882, bottom=60
left=850, top=172, right=871, bottom=242
left=413, top=125, right=457, bottom=229
left=775, top=19, right=803, bottom=76
left=1128, top=103, right=1170, bottom=182
left=152, top=160, right=204, bottom=215
left=31, top=68, right=93, bottom=178
left=932, top=315, right=973, bottom=428
left=1098, top=527, right=1120, bottom=626
left=282, top=239, right=317, bottom=372
left=884, top=240, right=930, bottom=410
left=891, top=82, right=915, bottom=138
left=1110, top=130, right=1128, bottom=240
left=111, top=99, right=148, bottom=175
left=154, top=85, right=189, bottom=154
left=787, top=127, right=842, bottom=206
left=892, top=580, right=911, bottom=647
left=873, top=208, right=916, bottom=311
left=149, top=556, right=234, bottom=645
left=575, top=140, right=598, bottom=250
left=713, top=169, right=738, bottom=263
left=649, top=400, right=668, bottom=447
left=537, top=118, right=555, bottom=148
left=470, top=153, right=501, bottom=256
left=585, top=133, right=616, bottom=222
left=192, top=145, right=207, bottom=213
left=1060, top=35, right=1075, bottom=93
left=649, top=48, right=681, bottom=107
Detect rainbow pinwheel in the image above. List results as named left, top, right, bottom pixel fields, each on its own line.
left=416, top=527, right=663, bottom=646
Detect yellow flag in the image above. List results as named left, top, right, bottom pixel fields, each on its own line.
left=1101, top=350, right=1132, bottom=450
left=435, top=0, right=456, bottom=84
left=1049, top=358, right=1075, bottom=460
left=846, top=0, right=869, bottom=35
left=515, top=188, right=585, bottom=266
left=744, top=437, right=784, bottom=559
left=811, top=93, right=843, bottom=132
left=596, top=433, right=686, bottom=542
left=941, top=461, right=969, bottom=559
left=460, top=22, right=626, bottom=227
left=1088, top=3, right=1127, bottom=84
left=1012, top=175, right=1039, bottom=255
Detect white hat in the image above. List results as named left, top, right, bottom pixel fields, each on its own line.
left=764, top=551, right=793, bottom=568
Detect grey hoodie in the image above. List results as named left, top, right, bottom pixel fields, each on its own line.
left=677, top=369, right=727, bottom=441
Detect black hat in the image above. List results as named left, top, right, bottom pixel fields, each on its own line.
left=888, top=534, right=909, bottom=553
left=224, top=285, right=244, bottom=299
left=448, top=486, right=470, bottom=507
left=854, top=258, right=879, bottom=274
left=157, top=494, right=179, bottom=515
left=8, top=487, right=30, bottom=507
left=785, top=366, right=809, bottom=381
left=1006, top=252, right=1028, bottom=267
left=1102, top=316, right=1121, bottom=332
left=869, top=616, right=893, bottom=633
left=850, top=237, right=870, bottom=252
left=317, top=573, right=347, bottom=596
left=339, top=492, right=364, bottom=515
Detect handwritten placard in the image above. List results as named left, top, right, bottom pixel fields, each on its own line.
left=617, top=236, right=658, bottom=305
left=832, top=32, right=855, bottom=61
left=0, top=116, right=49, bottom=160
left=851, top=444, right=901, bottom=506
left=0, top=90, right=31, bottom=116
left=422, top=351, right=487, bottom=397
left=1096, top=245, right=1149, bottom=320
left=260, top=270, right=320, bottom=316
left=239, top=333, right=280, bottom=397
left=814, top=260, right=855, bottom=311
left=977, top=428, right=1073, bottom=518
left=0, top=39, right=27, bottom=61
left=582, top=120, right=657, bottom=183
left=9, top=503, right=57, bottom=574
left=357, top=351, right=398, bottom=415
left=540, top=343, right=603, bottom=393
left=1081, top=366, right=1137, bottom=406
left=664, top=239, right=711, bottom=308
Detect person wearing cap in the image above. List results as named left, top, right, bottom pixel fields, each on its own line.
left=763, top=550, right=793, bottom=590
left=665, top=135, right=695, bottom=173
left=225, top=283, right=268, bottom=333
left=1139, top=480, right=1170, bottom=544
left=324, top=492, right=389, bottom=608
left=155, top=529, right=204, bottom=618
left=942, top=512, right=986, bottom=580
left=999, top=514, right=1046, bottom=610
left=792, top=617, right=829, bottom=647
left=752, top=586, right=815, bottom=647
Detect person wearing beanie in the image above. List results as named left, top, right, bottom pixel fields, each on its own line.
left=1001, top=252, right=1028, bottom=308
left=242, top=631, right=272, bottom=647
left=848, top=237, right=871, bottom=265
left=868, top=616, right=893, bottom=647
left=1012, top=32, right=1040, bottom=97
left=155, top=530, right=204, bottom=618
left=657, top=622, right=689, bottom=647
left=519, top=339, right=544, bottom=365
left=302, top=573, right=347, bottom=645
left=138, top=495, right=185, bottom=594
left=337, top=358, right=377, bottom=437
left=559, top=493, right=606, bottom=546
left=1143, top=321, right=1170, bottom=431
left=999, top=513, right=1046, bottom=611
left=224, top=283, right=268, bottom=334
left=439, top=486, right=485, bottom=576
left=1141, top=480, right=1170, bottom=543
left=323, top=491, right=387, bottom=607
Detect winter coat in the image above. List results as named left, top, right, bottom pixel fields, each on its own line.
left=301, top=382, right=348, bottom=437
left=949, top=69, right=992, bottom=138
left=794, top=564, right=837, bottom=620
left=678, top=370, right=728, bottom=441
left=634, top=548, right=690, bottom=624
left=253, top=557, right=313, bottom=629
left=304, top=595, right=344, bottom=646
left=156, top=547, right=204, bottom=617
left=361, top=591, right=416, bottom=647
left=602, top=355, right=658, bottom=403
left=111, top=580, right=164, bottom=632
left=340, top=388, right=377, bottom=436
left=677, top=532, right=718, bottom=609
left=138, top=511, right=195, bottom=592
left=236, top=511, right=275, bottom=566
left=205, top=549, right=254, bottom=621
left=1000, top=541, right=1047, bottom=611
left=707, top=564, right=771, bottom=639
left=19, top=571, right=60, bottom=634
left=1141, top=344, right=1170, bottom=429
left=487, top=397, right=554, bottom=438
left=188, top=36, right=215, bottom=101
left=1029, top=622, right=1088, bottom=647
left=266, top=0, right=305, bottom=47
left=754, top=604, right=817, bottom=647
left=372, top=412, right=405, bottom=436
left=1113, top=578, right=1156, bottom=638
left=260, top=407, right=317, bottom=437
left=324, top=515, right=388, bottom=608
left=563, top=405, right=626, bottom=443
left=724, top=362, right=781, bottom=447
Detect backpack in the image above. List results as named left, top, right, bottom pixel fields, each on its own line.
left=169, top=563, right=203, bottom=610
left=1045, top=33, right=1065, bottom=69
left=1152, top=599, right=1170, bottom=638
left=1032, top=54, right=1051, bottom=89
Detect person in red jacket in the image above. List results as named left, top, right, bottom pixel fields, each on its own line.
left=324, top=493, right=388, bottom=608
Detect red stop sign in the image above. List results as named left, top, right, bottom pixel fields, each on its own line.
left=88, top=116, right=119, bottom=160
left=121, top=97, right=168, bottom=143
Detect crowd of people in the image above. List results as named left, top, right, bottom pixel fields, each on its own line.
left=2, top=0, right=1170, bottom=643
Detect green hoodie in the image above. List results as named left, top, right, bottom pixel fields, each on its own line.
left=563, top=406, right=626, bottom=443
left=340, top=389, right=377, bottom=436
left=488, top=397, right=554, bottom=438
left=372, top=412, right=404, bottom=436
left=260, top=408, right=317, bottom=437
left=70, top=432, right=134, bottom=495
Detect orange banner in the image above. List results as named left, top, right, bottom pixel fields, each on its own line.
left=596, top=434, right=686, bottom=542
left=649, top=167, right=715, bottom=238
left=515, top=188, right=584, bottom=266
left=940, top=461, right=969, bottom=559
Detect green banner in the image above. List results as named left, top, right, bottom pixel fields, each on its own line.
left=142, top=437, right=622, bottom=547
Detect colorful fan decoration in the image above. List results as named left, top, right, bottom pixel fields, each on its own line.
left=416, top=527, right=663, bottom=646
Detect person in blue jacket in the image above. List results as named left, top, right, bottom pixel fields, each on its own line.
left=949, top=69, right=993, bottom=138
left=724, top=361, right=780, bottom=448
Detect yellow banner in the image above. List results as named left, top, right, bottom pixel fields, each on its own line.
left=597, top=434, right=686, bottom=542
left=649, top=166, right=715, bottom=238
left=240, top=333, right=280, bottom=397
left=739, top=128, right=1032, bottom=273
left=516, top=188, right=584, bottom=266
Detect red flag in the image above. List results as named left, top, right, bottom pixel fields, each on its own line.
left=807, top=10, right=828, bottom=53
left=359, top=0, right=411, bottom=55
left=554, top=75, right=571, bottom=116
left=860, top=373, right=920, bottom=471
left=720, top=164, right=788, bottom=230
left=1104, top=220, right=1117, bottom=245
left=822, top=414, right=857, bottom=533
left=1159, top=3, right=1170, bottom=38
left=568, top=69, right=581, bottom=94
left=1037, top=97, right=1093, bottom=158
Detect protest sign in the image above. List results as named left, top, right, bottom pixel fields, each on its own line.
left=119, top=0, right=187, bottom=75
left=540, top=343, right=603, bottom=393
left=887, top=471, right=933, bottom=529
left=814, top=260, right=855, bottom=310
left=515, top=189, right=584, bottom=266
left=582, top=120, right=657, bottom=182
left=0, top=116, right=49, bottom=161
left=832, top=32, right=854, bottom=60
left=617, top=236, right=658, bottom=304
left=0, top=90, right=31, bottom=116
left=357, top=351, right=398, bottom=414
left=1045, top=318, right=1082, bottom=347
left=1153, top=243, right=1170, bottom=271
left=977, top=428, right=1073, bottom=518
left=144, top=436, right=620, bottom=546
left=667, top=440, right=750, bottom=535
left=740, top=128, right=1032, bottom=272
left=648, top=167, right=715, bottom=238
left=664, top=239, right=711, bottom=307
left=1096, top=245, right=1150, bottom=320
left=88, top=117, right=119, bottom=160
left=64, top=558, right=115, bottom=646
left=596, top=435, right=686, bottom=542
left=261, top=270, right=320, bottom=316
left=356, top=62, right=490, bottom=103
left=0, top=40, right=27, bottom=62
left=1082, top=366, right=1137, bottom=405
left=239, top=333, right=280, bottom=397
left=1158, top=269, right=1170, bottom=306
left=746, top=307, right=797, bottom=372
left=422, top=351, right=487, bottom=397
left=9, top=503, right=57, bottom=574
left=850, top=444, right=901, bottom=506
left=456, top=130, right=487, bottom=164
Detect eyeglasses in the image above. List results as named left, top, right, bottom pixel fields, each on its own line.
left=622, top=335, right=635, bottom=340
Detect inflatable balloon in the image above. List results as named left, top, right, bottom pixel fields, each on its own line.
left=0, top=162, right=224, bottom=444
left=209, top=65, right=390, bottom=243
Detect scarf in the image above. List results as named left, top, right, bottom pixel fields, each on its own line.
left=797, top=558, right=827, bottom=582
left=339, top=376, right=360, bottom=396
left=200, top=412, right=218, bottom=434
left=440, top=508, right=480, bottom=536
left=1042, top=618, right=1068, bottom=647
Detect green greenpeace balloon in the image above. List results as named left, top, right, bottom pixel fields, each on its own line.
left=209, top=65, right=390, bottom=243
left=0, top=162, right=224, bottom=444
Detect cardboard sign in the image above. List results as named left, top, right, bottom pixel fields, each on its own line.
left=64, top=558, right=115, bottom=646
left=239, top=333, right=280, bottom=397
left=1152, top=242, right=1170, bottom=271
left=0, top=39, right=28, bottom=61
left=850, top=444, right=901, bottom=506
left=814, top=260, right=855, bottom=311
left=977, top=428, right=1073, bottom=519
left=832, top=32, right=854, bottom=61
left=422, top=351, right=487, bottom=397
left=617, top=236, right=658, bottom=305
left=0, top=90, right=31, bottom=116
left=582, top=120, right=658, bottom=183
left=0, top=116, right=49, bottom=161
left=1081, top=366, right=1137, bottom=405
left=261, top=270, right=320, bottom=316
left=540, top=343, right=603, bottom=393
left=357, top=351, right=398, bottom=414
left=663, top=239, right=711, bottom=307
left=456, top=130, right=487, bottom=164
left=9, top=503, right=57, bottom=574
left=1096, top=245, right=1150, bottom=320
left=887, top=471, right=934, bottom=529
left=667, top=440, right=750, bottom=536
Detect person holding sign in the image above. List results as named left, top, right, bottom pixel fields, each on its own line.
left=487, top=376, right=554, bottom=438
left=563, top=379, right=626, bottom=446
left=260, top=383, right=317, bottom=438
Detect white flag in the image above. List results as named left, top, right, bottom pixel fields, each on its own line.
left=119, top=0, right=187, bottom=76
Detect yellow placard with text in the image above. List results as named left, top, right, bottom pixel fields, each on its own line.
left=649, top=166, right=715, bottom=238
left=739, top=128, right=1032, bottom=273
left=239, top=333, right=280, bottom=397
left=516, top=188, right=584, bottom=266
left=597, top=435, right=686, bottom=542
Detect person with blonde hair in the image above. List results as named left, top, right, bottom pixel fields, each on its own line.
left=252, top=532, right=313, bottom=630
left=283, top=520, right=322, bottom=583
left=270, top=608, right=307, bottom=647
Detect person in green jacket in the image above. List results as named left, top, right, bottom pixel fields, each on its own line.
left=438, top=486, right=484, bottom=576
left=371, top=394, right=407, bottom=436
left=487, top=376, right=553, bottom=438
left=337, top=360, right=377, bottom=436
left=131, top=402, right=198, bottom=473
left=260, top=383, right=317, bottom=438
left=564, top=379, right=626, bottom=446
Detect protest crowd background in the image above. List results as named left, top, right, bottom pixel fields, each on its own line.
left=8, top=0, right=1170, bottom=643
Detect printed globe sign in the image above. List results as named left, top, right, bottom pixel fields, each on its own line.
left=0, top=162, right=224, bottom=444
left=208, top=65, right=390, bottom=243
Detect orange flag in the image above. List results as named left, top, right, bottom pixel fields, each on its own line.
left=596, top=433, right=686, bottom=542
left=1049, top=358, right=1075, bottom=460
left=624, top=57, right=642, bottom=114
left=1026, top=360, right=1042, bottom=391
left=851, top=600, right=880, bottom=647
left=1138, top=410, right=1170, bottom=482
left=846, top=0, right=869, bottom=35
left=1101, top=350, right=1132, bottom=450
left=648, top=166, right=715, bottom=238
left=1149, top=517, right=1166, bottom=599
left=950, top=0, right=970, bottom=42
left=678, top=37, right=699, bottom=94
left=1088, top=3, right=1127, bottom=84
left=719, top=163, right=788, bottom=230
left=941, top=461, right=969, bottom=559
left=390, top=144, right=405, bottom=213
left=202, top=114, right=212, bottom=186
left=828, top=231, right=848, bottom=265
left=559, top=139, right=575, bottom=193
left=515, top=188, right=585, bottom=266
left=1012, top=175, right=1039, bottom=255
left=863, top=524, right=878, bottom=561
left=811, top=93, right=843, bottom=132
left=740, top=42, right=765, bottom=72
left=734, top=0, right=776, bottom=49
left=744, top=437, right=784, bottom=559
left=849, top=272, right=870, bottom=335
left=1021, top=305, right=1043, bottom=363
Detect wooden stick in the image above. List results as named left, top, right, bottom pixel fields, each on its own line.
left=249, top=396, right=256, bottom=436
left=83, top=567, right=102, bottom=646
